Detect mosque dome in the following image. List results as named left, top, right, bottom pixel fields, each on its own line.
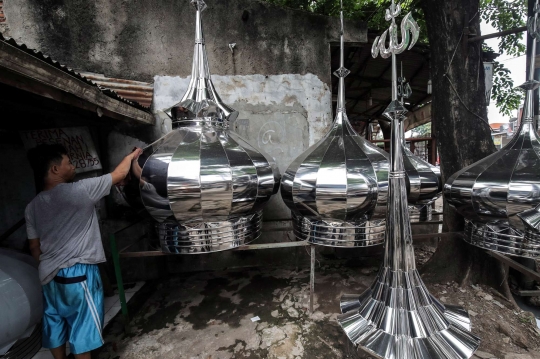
left=125, top=0, right=280, bottom=254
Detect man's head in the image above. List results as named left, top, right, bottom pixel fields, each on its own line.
left=27, top=144, right=76, bottom=188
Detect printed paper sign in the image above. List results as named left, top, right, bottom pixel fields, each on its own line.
left=484, top=62, right=494, bottom=105
left=20, top=127, right=102, bottom=173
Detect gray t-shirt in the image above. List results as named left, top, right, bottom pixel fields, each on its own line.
left=25, top=174, right=112, bottom=285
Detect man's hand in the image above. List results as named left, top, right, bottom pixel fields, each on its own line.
left=131, top=147, right=143, bottom=161
left=28, top=238, right=41, bottom=263
left=112, top=147, right=143, bottom=185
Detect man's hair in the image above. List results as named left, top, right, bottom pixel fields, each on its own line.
left=27, top=144, right=69, bottom=183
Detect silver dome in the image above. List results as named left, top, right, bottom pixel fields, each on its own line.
left=444, top=12, right=540, bottom=258
left=404, top=146, right=442, bottom=221
left=127, top=0, right=280, bottom=254
left=280, top=9, right=389, bottom=247
left=397, top=74, right=442, bottom=222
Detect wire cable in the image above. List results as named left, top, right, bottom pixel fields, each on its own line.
left=443, top=32, right=494, bottom=131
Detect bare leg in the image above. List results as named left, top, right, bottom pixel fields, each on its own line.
left=49, top=344, right=67, bottom=359
left=74, top=352, right=91, bottom=359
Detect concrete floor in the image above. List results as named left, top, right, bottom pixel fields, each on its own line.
left=97, top=257, right=382, bottom=359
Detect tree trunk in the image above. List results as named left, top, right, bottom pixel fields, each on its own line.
left=419, top=0, right=512, bottom=298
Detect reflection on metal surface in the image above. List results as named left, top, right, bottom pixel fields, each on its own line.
left=464, top=220, right=540, bottom=257
left=444, top=3, right=540, bottom=258
left=291, top=213, right=385, bottom=247
left=158, top=211, right=263, bottom=254
left=121, top=0, right=279, bottom=253
left=280, top=1, right=389, bottom=247
left=338, top=2, right=481, bottom=358
left=404, top=145, right=441, bottom=222
left=398, top=68, right=442, bottom=223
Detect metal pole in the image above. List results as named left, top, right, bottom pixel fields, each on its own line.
left=529, top=0, right=540, bottom=128
left=110, top=233, right=129, bottom=330
left=310, top=244, right=315, bottom=314
left=468, top=26, right=527, bottom=42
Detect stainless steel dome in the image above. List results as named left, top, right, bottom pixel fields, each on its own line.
left=398, top=75, right=442, bottom=222
left=281, top=6, right=389, bottom=247
left=128, top=0, right=280, bottom=254
left=444, top=13, right=540, bottom=258
left=403, top=145, right=442, bottom=221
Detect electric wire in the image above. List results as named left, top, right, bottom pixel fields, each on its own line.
left=443, top=32, right=494, bottom=131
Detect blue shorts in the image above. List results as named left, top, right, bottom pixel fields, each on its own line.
left=42, top=263, right=104, bottom=354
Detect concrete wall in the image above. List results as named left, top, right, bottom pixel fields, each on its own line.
left=4, top=0, right=366, bottom=86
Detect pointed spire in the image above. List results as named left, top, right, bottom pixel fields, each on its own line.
left=183, top=0, right=211, bottom=104
left=333, top=0, right=350, bottom=114
left=170, top=0, right=238, bottom=127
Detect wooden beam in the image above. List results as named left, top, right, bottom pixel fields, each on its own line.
left=0, top=40, right=154, bottom=126
left=404, top=102, right=432, bottom=132
left=469, top=26, right=527, bottom=42
left=488, top=251, right=540, bottom=282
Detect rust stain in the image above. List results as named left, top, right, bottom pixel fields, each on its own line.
left=80, top=72, right=154, bottom=107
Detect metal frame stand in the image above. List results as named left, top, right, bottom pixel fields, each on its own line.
left=109, top=219, right=454, bottom=332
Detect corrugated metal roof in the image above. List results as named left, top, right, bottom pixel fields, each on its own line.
left=79, top=72, right=153, bottom=108
left=0, top=33, right=151, bottom=112
left=331, top=33, right=432, bottom=129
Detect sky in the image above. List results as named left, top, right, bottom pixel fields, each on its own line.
left=481, top=21, right=527, bottom=124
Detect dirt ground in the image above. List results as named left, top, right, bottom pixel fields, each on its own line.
left=96, top=247, right=540, bottom=359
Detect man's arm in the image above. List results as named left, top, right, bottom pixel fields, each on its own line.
left=28, top=238, right=41, bottom=263
left=111, top=148, right=143, bottom=185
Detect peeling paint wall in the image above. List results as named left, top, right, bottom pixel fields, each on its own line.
left=152, top=73, right=332, bottom=219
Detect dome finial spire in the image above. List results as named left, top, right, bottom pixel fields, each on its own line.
left=338, top=2, right=481, bottom=357
left=168, top=0, right=238, bottom=127
left=333, top=0, right=350, bottom=113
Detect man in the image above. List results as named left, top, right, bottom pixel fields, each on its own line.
left=25, top=143, right=142, bottom=359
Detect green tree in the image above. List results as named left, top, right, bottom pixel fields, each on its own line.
left=410, top=122, right=431, bottom=138
left=482, top=0, right=527, bottom=115
left=265, top=0, right=526, bottom=117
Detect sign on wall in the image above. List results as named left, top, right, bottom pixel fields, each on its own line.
left=484, top=62, right=494, bottom=105
left=20, top=127, right=102, bottom=173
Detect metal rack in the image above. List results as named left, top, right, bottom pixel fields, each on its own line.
left=108, top=217, right=449, bottom=330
